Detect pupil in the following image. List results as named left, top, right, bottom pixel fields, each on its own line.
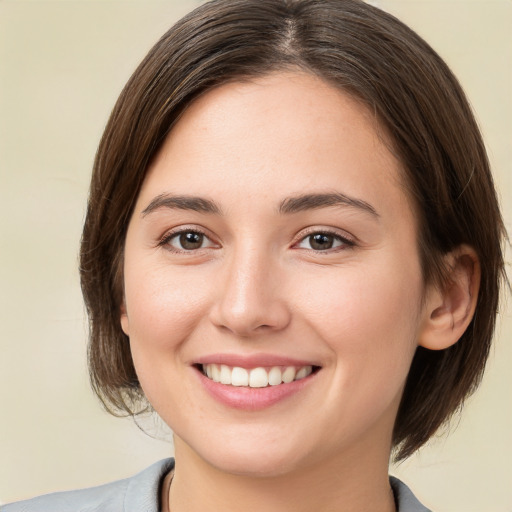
left=310, top=233, right=333, bottom=250
left=180, top=232, right=203, bottom=250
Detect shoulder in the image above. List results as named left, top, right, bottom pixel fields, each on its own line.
left=1, top=459, right=174, bottom=512
left=390, top=476, right=432, bottom=512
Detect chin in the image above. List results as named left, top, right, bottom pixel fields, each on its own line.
left=178, top=432, right=310, bottom=478
left=209, top=451, right=304, bottom=478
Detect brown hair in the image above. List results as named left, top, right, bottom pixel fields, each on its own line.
left=80, top=0, right=506, bottom=460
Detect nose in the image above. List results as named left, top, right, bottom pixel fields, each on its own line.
left=209, top=246, right=291, bottom=337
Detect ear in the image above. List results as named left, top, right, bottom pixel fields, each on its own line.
left=419, top=245, right=480, bottom=350
left=120, top=301, right=130, bottom=336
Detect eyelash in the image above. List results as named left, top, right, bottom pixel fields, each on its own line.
left=159, top=227, right=216, bottom=253
left=293, top=228, right=355, bottom=252
left=158, top=227, right=355, bottom=253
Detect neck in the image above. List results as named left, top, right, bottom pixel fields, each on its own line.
left=167, top=437, right=396, bottom=512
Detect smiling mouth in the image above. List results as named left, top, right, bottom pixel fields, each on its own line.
left=199, top=364, right=317, bottom=388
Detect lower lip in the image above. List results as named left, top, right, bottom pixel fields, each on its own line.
left=196, top=369, right=317, bottom=411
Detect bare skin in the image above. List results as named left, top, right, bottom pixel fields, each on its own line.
left=121, top=72, right=479, bottom=512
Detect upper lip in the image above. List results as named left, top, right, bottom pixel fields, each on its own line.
left=193, top=353, right=321, bottom=369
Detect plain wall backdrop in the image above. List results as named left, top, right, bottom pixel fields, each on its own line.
left=1, top=1, right=511, bottom=510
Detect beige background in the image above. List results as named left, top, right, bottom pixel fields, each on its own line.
left=1, top=1, right=510, bottom=510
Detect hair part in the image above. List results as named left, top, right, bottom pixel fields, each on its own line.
left=80, top=0, right=506, bottom=460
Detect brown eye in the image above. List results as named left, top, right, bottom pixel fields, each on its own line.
left=308, top=233, right=334, bottom=250
left=179, top=232, right=204, bottom=250
left=165, top=230, right=214, bottom=251
left=296, top=231, right=351, bottom=251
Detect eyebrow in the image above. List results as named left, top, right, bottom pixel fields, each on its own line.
left=141, top=191, right=378, bottom=218
left=141, top=194, right=222, bottom=217
left=279, top=193, right=379, bottom=217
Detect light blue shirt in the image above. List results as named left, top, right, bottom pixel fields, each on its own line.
left=2, top=459, right=431, bottom=512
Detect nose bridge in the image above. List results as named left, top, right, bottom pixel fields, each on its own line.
left=211, top=240, right=289, bottom=336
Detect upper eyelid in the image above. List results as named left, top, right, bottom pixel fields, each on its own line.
left=293, top=231, right=356, bottom=254
left=158, top=226, right=217, bottom=249
left=157, top=225, right=356, bottom=248
left=160, top=225, right=210, bottom=240
left=294, top=226, right=356, bottom=244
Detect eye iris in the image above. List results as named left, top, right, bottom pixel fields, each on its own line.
left=310, top=233, right=334, bottom=250
left=179, top=232, right=203, bottom=250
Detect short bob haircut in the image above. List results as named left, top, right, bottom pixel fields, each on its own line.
left=80, top=0, right=506, bottom=461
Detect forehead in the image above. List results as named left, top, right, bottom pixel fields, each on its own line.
left=139, top=71, right=412, bottom=223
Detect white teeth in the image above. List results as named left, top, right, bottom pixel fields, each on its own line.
left=268, top=366, right=282, bottom=386
left=249, top=367, right=268, bottom=388
left=295, top=367, right=309, bottom=380
left=220, top=365, right=231, bottom=385
left=201, top=364, right=314, bottom=387
left=282, top=366, right=296, bottom=383
left=211, top=364, right=221, bottom=382
left=231, top=367, right=249, bottom=387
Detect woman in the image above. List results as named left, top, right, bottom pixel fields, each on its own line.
left=3, top=0, right=506, bottom=511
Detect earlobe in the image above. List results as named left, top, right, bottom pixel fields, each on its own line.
left=419, top=245, right=480, bottom=351
left=120, top=302, right=130, bottom=336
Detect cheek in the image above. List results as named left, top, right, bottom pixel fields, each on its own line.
left=123, top=262, right=212, bottom=350
left=294, top=261, right=423, bottom=434
left=295, top=257, right=423, bottom=372
left=122, top=263, right=215, bottom=413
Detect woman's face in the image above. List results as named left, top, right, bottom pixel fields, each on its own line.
left=121, top=72, right=431, bottom=476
